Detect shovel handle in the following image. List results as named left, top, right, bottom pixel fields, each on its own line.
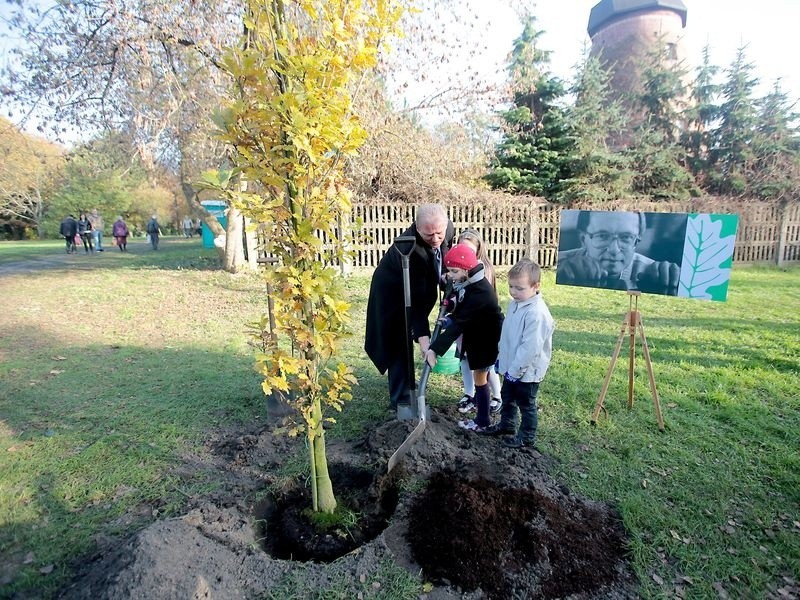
left=418, top=362, right=432, bottom=398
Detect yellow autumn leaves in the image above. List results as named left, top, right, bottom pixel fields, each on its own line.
left=212, top=0, right=406, bottom=508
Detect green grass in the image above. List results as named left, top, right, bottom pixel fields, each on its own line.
left=0, top=239, right=63, bottom=263
left=262, top=558, right=420, bottom=600
left=0, top=240, right=798, bottom=599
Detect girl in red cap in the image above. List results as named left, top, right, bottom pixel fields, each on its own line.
left=424, top=243, right=503, bottom=432
left=454, top=229, right=503, bottom=416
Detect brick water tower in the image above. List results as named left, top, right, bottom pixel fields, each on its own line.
left=588, top=0, right=688, bottom=135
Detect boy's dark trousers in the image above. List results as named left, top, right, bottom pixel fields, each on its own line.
left=498, top=379, right=540, bottom=443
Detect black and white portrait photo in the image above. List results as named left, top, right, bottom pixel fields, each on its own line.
left=556, top=210, right=687, bottom=296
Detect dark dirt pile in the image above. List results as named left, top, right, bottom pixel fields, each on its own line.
left=60, top=411, right=638, bottom=599
left=407, top=472, right=629, bottom=599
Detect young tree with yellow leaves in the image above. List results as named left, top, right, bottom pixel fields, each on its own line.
left=205, top=0, right=406, bottom=514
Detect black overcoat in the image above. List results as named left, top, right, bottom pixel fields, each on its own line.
left=60, top=217, right=77, bottom=238
left=429, top=277, right=503, bottom=370
left=364, top=221, right=454, bottom=374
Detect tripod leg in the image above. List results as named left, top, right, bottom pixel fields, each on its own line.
left=637, top=315, right=665, bottom=431
left=628, top=311, right=636, bottom=409
left=591, top=313, right=629, bottom=424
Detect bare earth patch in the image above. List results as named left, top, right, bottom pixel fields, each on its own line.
left=60, top=411, right=638, bottom=599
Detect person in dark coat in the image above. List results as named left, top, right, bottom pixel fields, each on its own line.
left=145, top=214, right=161, bottom=250
left=364, top=203, right=454, bottom=410
left=77, top=212, right=94, bottom=253
left=59, top=214, right=78, bottom=254
left=424, top=243, right=504, bottom=431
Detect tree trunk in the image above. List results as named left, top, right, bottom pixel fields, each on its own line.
left=179, top=177, right=248, bottom=271
left=310, top=397, right=337, bottom=514
left=224, top=204, right=245, bottom=272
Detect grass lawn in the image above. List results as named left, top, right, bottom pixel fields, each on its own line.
left=0, top=237, right=798, bottom=599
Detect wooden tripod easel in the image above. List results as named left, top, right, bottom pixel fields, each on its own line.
left=591, top=292, right=665, bottom=431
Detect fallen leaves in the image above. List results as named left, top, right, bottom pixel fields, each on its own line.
left=721, top=523, right=737, bottom=535
left=712, top=581, right=729, bottom=598
left=670, top=529, right=691, bottom=544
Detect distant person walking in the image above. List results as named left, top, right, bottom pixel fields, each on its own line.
left=88, top=209, right=104, bottom=251
left=77, top=212, right=94, bottom=253
left=182, top=216, right=194, bottom=238
left=59, top=214, right=78, bottom=254
left=112, top=216, right=129, bottom=252
left=145, top=215, right=161, bottom=250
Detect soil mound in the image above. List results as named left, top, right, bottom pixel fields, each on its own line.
left=61, top=412, right=638, bottom=599
left=407, top=471, right=630, bottom=599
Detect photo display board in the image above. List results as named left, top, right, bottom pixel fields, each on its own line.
left=556, top=210, right=739, bottom=301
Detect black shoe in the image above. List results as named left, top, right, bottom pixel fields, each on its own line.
left=502, top=436, right=536, bottom=449
left=490, top=397, right=502, bottom=414
left=480, top=423, right=515, bottom=436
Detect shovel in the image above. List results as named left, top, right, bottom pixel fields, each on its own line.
left=393, top=236, right=418, bottom=419
left=387, top=363, right=431, bottom=473
left=387, top=280, right=452, bottom=473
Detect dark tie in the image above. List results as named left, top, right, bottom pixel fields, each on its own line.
left=433, top=247, right=441, bottom=276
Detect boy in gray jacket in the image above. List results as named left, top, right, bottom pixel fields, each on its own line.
left=482, top=258, right=555, bottom=448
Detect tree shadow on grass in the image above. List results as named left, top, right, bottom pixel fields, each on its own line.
left=0, top=330, right=270, bottom=598
left=0, top=238, right=221, bottom=277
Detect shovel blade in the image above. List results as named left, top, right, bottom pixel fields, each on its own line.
left=387, top=418, right=426, bottom=473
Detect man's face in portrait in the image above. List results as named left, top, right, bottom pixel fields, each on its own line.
left=579, top=212, right=641, bottom=278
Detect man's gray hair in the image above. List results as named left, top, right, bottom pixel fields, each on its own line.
left=416, top=203, right=447, bottom=227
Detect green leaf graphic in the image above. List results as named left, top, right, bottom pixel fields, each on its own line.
left=679, top=214, right=738, bottom=301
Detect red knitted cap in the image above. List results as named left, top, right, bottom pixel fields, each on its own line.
left=444, top=243, right=478, bottom=271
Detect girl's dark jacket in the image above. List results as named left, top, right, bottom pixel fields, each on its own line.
left=429, top=269, right=503, bottom=370
left=364, top=221, right=454, bottom=374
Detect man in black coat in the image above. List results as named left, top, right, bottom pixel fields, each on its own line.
left=59, top=214, right=78, bottom=254
left=364, top=203, right=455, bottom=410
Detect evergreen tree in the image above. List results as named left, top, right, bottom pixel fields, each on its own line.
left=747, top=81, right=800, bottom=199
left=626, top=123, right=694, bottom=199
left=708, top=46, right=760, bottom=196
left=484, top=17, right=573, bottom=198
left=558, top=51, right=633, bottom=203
left=682, top=45, right=720, bottom=185
left=626, top=40, right=694, bottom=199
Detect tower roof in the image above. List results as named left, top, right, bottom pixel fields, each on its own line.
left=587, top=0, right=687, bottom=37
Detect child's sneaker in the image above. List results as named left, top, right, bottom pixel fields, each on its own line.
left=458, top=419, right=486, bottom=433
left=490, top=397, right=502, bottom=414
left=457, top=396, right=476, bottom=414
